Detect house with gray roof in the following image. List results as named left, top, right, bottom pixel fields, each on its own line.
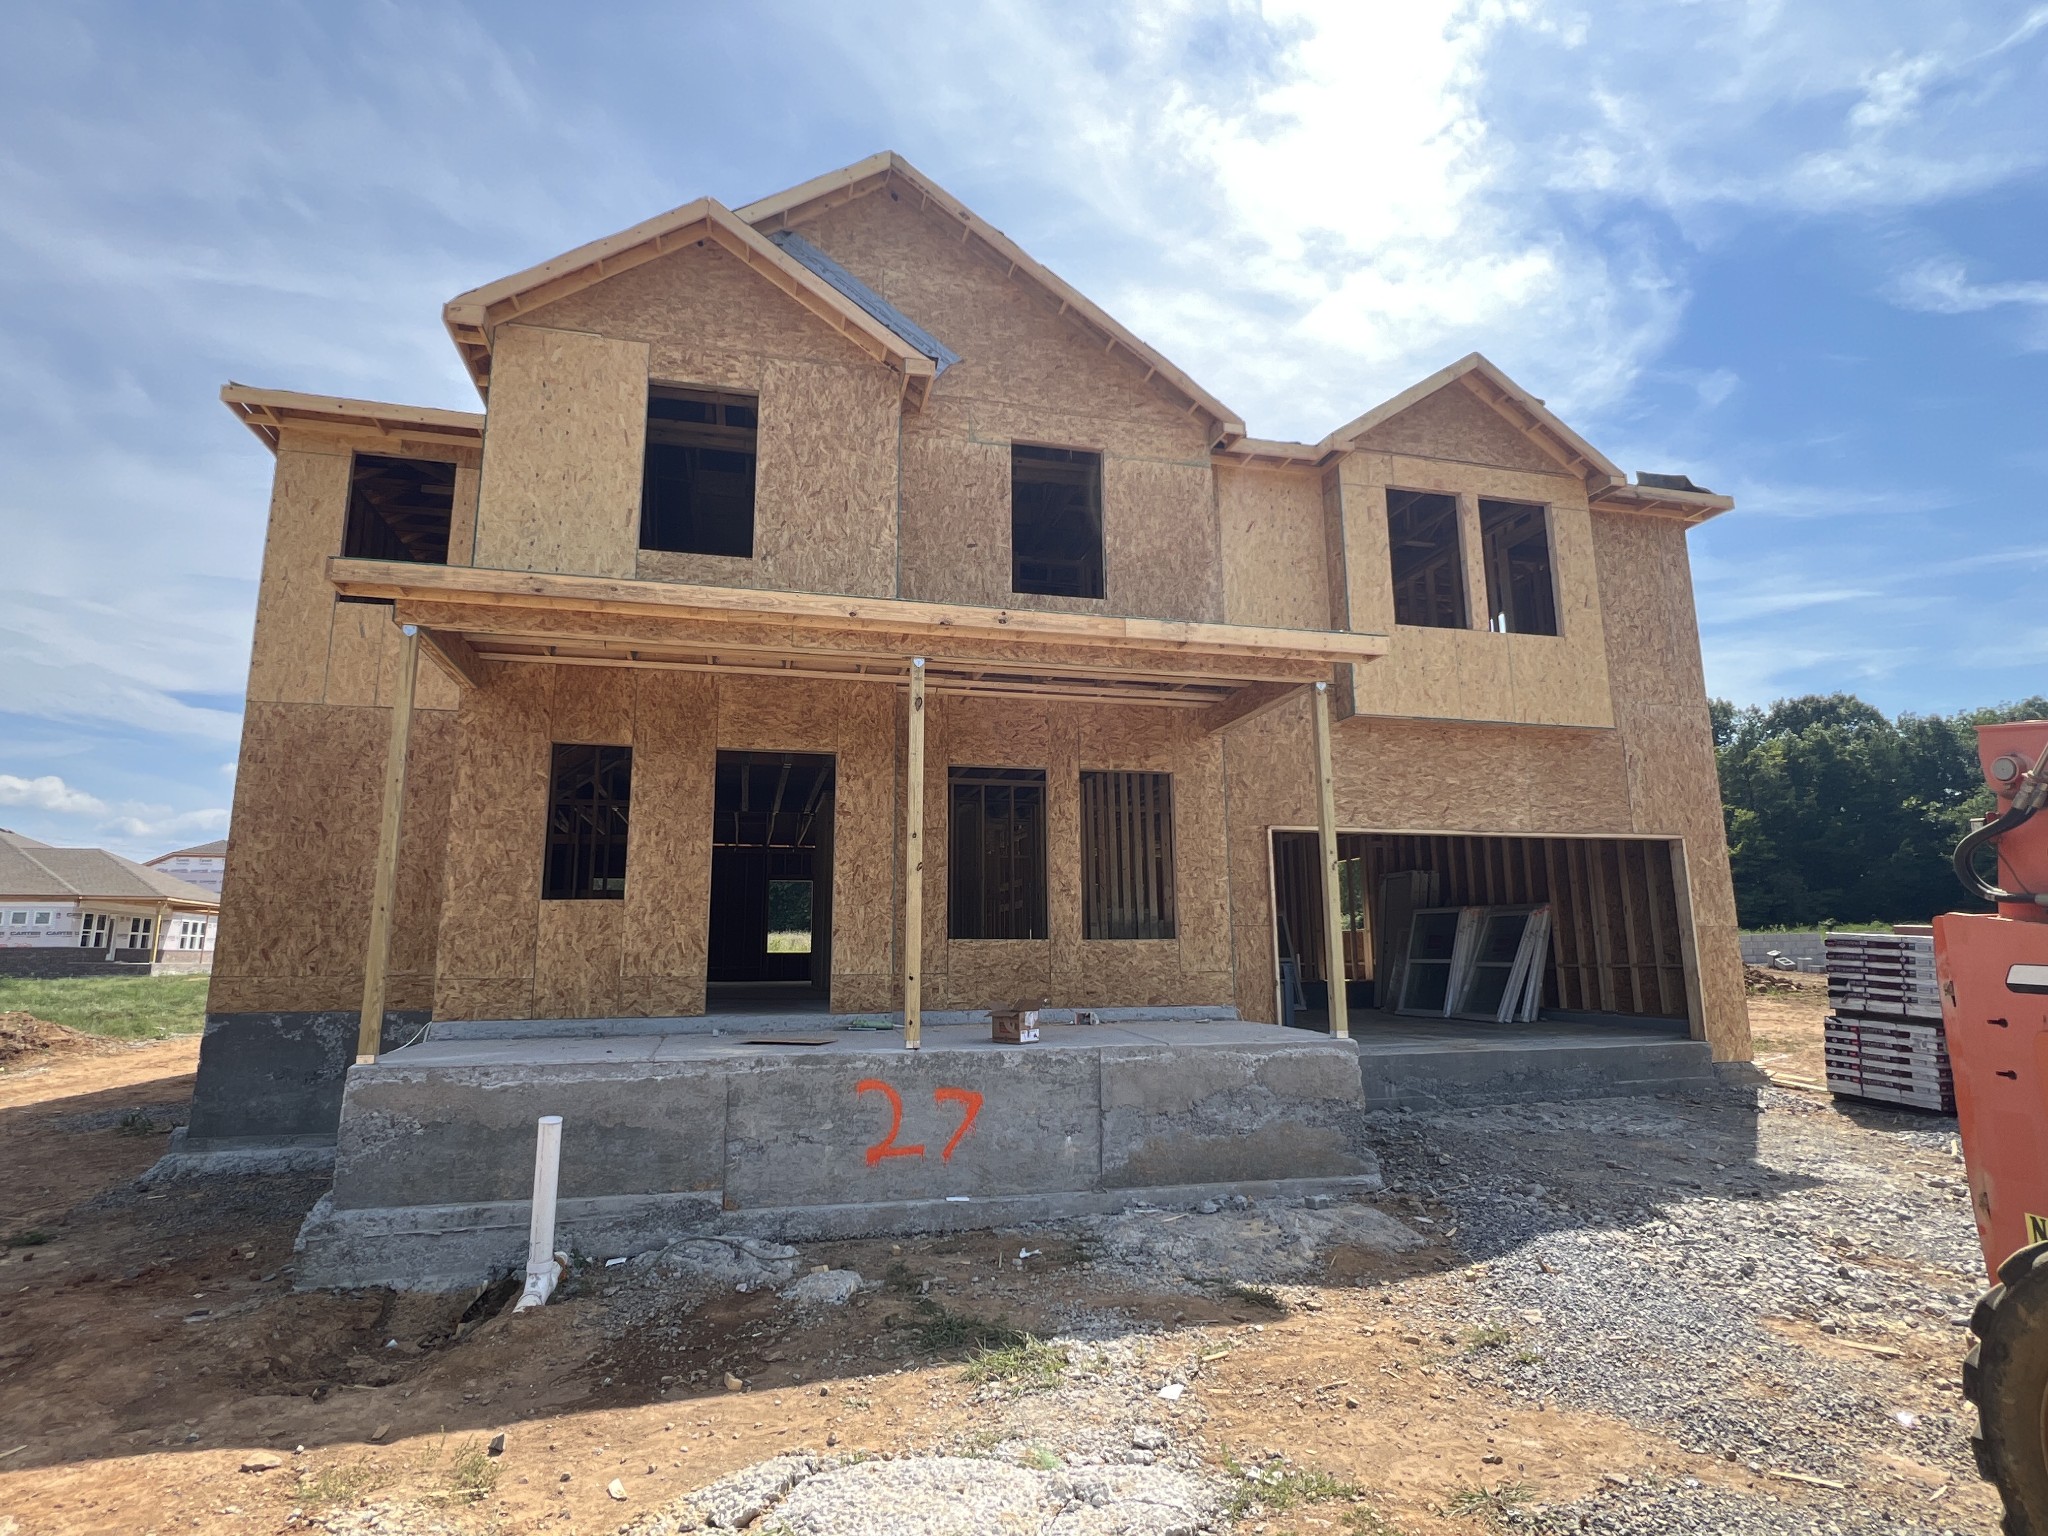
left=0, top=828, right=220, bottom=977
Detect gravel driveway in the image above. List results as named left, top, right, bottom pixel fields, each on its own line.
left=1364, top=1082, right=1992, bottom=1535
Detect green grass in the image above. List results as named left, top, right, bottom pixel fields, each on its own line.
left=1446, top=1481, right=1533, bottom=1520
left=0, top=975, right=209, bottom=1040
left=1223, top=1455, right=1361, bottom=1518
left=434, top=1438, right=500, bottom=1503
left=303, top=1458, right=392, bottom=1506
left=766, top=930, right=812, bottom=953
left=960, top=1337, right=1067, bottom=1392
left=1463, top=1324, right=1513, bottom=1353
left=910, top=1300, right=1029, bottom=1354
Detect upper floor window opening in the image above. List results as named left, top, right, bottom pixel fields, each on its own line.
left=1479, top=499, right=1558, bottom=636
left=1080, top=770, right=1177, bottom=940
left=641, top=385, right=759, bottom=558
left=344, top=455, right=455, bottom=564
left=1386, top=489, right=1466, bottom=629
left=1011, top=444, right=1104, bottom=599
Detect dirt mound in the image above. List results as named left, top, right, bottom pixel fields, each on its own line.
left=1743, top=964, right=1824, bottom=995
left=0, top=1010, right=117, bottom=1066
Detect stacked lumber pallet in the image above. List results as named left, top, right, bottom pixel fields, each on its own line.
left=1823, top=931, right=1953, bottom=1112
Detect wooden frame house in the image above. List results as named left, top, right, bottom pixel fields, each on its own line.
left=190, top=152, right=1744, bottom=1149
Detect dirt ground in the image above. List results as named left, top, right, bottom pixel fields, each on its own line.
left=1742, top=970, right=1831, bottom=1085
left=0, top=990, right=2000, bottom=1536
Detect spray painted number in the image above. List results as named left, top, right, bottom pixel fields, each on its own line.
left=854, top=1079, right=985, bottom=1166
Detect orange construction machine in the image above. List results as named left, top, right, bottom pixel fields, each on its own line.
left=1937, top=719, right=2048, bottom=1530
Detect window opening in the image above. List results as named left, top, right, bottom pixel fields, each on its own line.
left=543, top=744, right=633, bottom=900
left=1012, top=445, right=1104, bottom=598
left=1479, top=499, right=1558, bottom=635
left=1080, top=771, right=1176, bottom=939
left=175, top=917, right=211, bottom=950
left=949, top=767, right=1048, bottom=939
left=768, top=879, right=813, bottom=955
left=641, top=385, right=758, bottom=557
left=78, top=913, right=110, bottom=948
left=344, top=455, right=455, bottom=564
left=123, top=916, right=154, bottom=949
left=1386, top=489, right=1466, bottom=628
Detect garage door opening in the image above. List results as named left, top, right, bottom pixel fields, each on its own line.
left=1272, top=830, right=1694, bottom=1034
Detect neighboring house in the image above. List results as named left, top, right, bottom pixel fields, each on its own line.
left=0, top=828, right=220, bottom=975
left=145, top=838, right=228, bottom=896
left=193, top=151, right=1745, bottom=1148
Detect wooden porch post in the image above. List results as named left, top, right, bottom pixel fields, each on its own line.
left=149, top=900, right=168, bottom=970
left=356, top=625, right=420, bottom=1065
left=903, top=657, right=927, bottom=1050
left=1311, top=681, right=1350, bottom=1039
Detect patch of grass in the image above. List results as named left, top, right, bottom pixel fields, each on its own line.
left=4, top=1230, right=52, bottom=1248
left=1510, top=1348, right=1541, bottom=1367
left=1022, top=1444, right=1061, bottom=1471
left=1343, top=1509, right=1409, bottom=1536
left=1463, top=1324, right=1513, bottom=1353
left=961, top=1336, right=1067, bottom=1392
left=435, top=1438, right=500, bottom=1503
left=303, top=1458, right=393, bottom=1506
left=116, top=1111, right=168, bottom=1137
left=911, top=1299, right=1028, bottom=1354
left=1446, top=1481, right=1533, bottom=1521
left=1223, top=1454, right=1361, bottom=1518
left=1215, top=1280, right=1284, bottom=1311
left=0, top=975, right=210, bottom=1040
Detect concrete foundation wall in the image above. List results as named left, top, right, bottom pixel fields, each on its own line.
left=299, top=1024, right=1377, bottom=1289
left=0, top=949, right=212, bottom=979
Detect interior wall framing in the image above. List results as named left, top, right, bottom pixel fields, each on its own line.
left=1270, top=827, right=1692, bottom=1024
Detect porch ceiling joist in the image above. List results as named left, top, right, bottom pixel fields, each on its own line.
left=329, top=559, right=1387, bottom=691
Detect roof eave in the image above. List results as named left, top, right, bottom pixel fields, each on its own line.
left=221, top=385, right=485, bottom=453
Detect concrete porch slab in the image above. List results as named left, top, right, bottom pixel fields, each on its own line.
left=295, top=1020, right=1379, bottom=1290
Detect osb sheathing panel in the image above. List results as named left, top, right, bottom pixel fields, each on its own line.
left=797, top=191, right=1222, bottom=619
left=620, top=672, right=715, bottom=1010
left=523, top=240, right=901, bottom=600
left=714, top=674, right=898, bottom=994
left=434, top=666, right=553, bottom=1012
left=1353, top=382, right=1568, bottom=475
left=1337, top=453, right=1611, bottom=728
left=327, top=604, right=459, bottom=713
left=532, top=899, right=624, bottom=1019
left=209, top=701, right=453, bottom=1015
left=473, top=324, right=649, bottom=579
left=1594, top=512, right=1747, bottom=1059
left=898, top=428, right=1011, bottom=607
left=919, top=695, right=1232, bottom=1010
left=246, top=443, right=350, bottom=706
left=1217, top=464, right=1330, bottom=631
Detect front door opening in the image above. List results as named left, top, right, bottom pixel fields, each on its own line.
left=708, top=751, right=834, bottom=1011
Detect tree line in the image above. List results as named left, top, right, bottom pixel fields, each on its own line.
left=1711, top=693, right=2048, bottom=929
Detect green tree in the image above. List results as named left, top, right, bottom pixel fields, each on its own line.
left=1712, top=693, right=2048, bottom=927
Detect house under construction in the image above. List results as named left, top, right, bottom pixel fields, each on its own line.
left=185, top=154, right=1744, bottom=1285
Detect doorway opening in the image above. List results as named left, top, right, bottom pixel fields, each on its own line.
left=708, top=751, right=835, bottom=1011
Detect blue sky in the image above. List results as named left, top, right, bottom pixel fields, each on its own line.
left=1, top=1, right=2044, bottom=858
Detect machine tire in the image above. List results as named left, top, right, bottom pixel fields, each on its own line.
left=1968, top=1243, right=2048, bottom=1535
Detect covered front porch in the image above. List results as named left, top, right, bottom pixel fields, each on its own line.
left=327, top=556, right=1388, bottom=1060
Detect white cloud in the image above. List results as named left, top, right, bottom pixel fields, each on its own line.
left=0, top=773, right=108, bottom=816
left=1890, top=258, right=2048, bottom=317
left=101, top=805, right=230, bottom=842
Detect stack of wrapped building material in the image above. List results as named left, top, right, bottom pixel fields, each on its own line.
left=1823, top=929, right=1953, bottom=1111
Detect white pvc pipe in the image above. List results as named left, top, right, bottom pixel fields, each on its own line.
left=513, top=1115, right=565, bottom=1312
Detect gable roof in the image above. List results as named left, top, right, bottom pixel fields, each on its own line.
left=0, top=830, right=219, bottom=907
left=442, top=198, right=939, bottom=407
left=735, top=152, right=1246, bottom=447
left=1315, top=353, right=1624, bottom=488
left=148, top=839, right=229, bottom=863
